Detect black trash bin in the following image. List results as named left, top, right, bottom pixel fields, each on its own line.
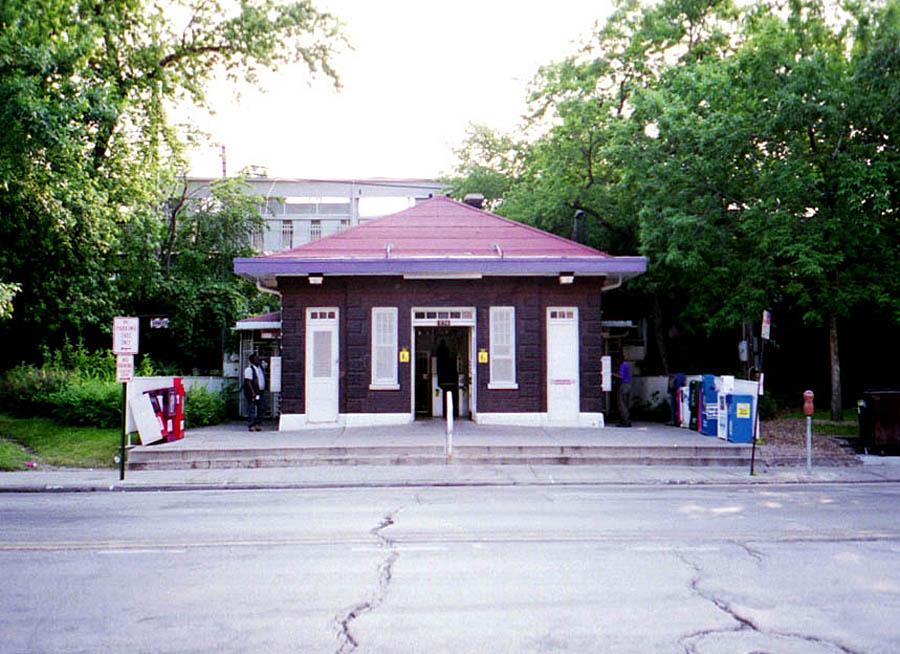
left=858, top=388, right=900, bottom=455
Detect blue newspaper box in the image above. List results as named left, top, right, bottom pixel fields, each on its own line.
left=727, top=394, right=754, bottom=443
left=700, top=374, right=719, bottom=436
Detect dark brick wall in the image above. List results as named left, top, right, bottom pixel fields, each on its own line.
left=278, top=276, right=604, bottom=415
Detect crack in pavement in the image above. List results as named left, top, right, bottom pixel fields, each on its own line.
left=674, top=550, right=861, bottom=654
left=334, top=507, right=402, bottom=654
left=731, top=540, right=765, bottom=566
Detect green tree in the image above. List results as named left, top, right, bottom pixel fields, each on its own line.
left=448, top=0, right=899, bottom=417
left=0, top=283, right=20, bottom=320
left=0, top=0, right=343, bottom=365
left=450, top=0, right=744, bottom=371
left=118, top=176, right=270, bottom=368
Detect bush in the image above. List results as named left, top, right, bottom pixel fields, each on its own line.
left=47, top=378, right=121, bottom=428
left=42, top=341, right=116, bottom=380
left=758, top=393, right=779, bottom=420
left=0, top=365, right=75, bottom=417
left=184, top=385, right=228, bottom=428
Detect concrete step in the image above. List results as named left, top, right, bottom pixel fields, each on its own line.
left=127, top=443, right=750, bottom=462
left=126, top=445, right=448, bottom=462
left=127, top=446, right=754, bottom=471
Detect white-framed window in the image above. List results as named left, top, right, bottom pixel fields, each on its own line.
left=251, top=228, right=263, bottom=252
left=370, top=307, right=399, bottom=390
left=281, top=220, right=293, bottom=250
left=489, top=306, right=517, bottom=389
left=309, top=219, right=322, bottom=241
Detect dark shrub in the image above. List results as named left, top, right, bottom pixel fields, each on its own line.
left=184, top=385, right=228, bottom=428
left=0, top=365, right=75, bottom=417
left=47, top=378, right=121, bottom=428
left=42, top=341, right=116, bottom=380
left=758, top=393, right=779, bottom=420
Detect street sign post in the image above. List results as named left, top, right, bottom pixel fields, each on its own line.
left=113, top=317, right=139, bottom=480
left=116, top=355, right=134, bottom=383
left=113, top=317, right=140, bottom=354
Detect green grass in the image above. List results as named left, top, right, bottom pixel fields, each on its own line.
left=781, top=408, right=857, bottom=421
left=0, top=414, right=119, bottom=468
left=0, top=438, right=33, bottom=471
left=775, top=410, right=859, bottom=438
left=814, top=422, right=859, bottom=438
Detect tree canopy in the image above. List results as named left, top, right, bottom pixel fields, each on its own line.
left=449, top=0, right=899, bottom=418
left=0, top=0, right=344, bottom=369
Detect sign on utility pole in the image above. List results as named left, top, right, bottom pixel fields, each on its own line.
left=761, top=309, right=772, bottom=341
left=751, top=309, right=771, bottom=476
left=113, top=317, right=139, bottom=481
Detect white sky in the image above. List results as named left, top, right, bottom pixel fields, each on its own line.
left=185, top=0, right=613, bottom=180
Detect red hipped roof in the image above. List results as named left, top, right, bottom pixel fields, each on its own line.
left=269, top=195, right=607, bottom=259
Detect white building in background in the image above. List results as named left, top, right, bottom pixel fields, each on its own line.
left=185, top=177, right=447, bottom=253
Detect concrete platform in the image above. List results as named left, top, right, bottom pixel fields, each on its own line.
left=127, top=421, right=757, bottom=471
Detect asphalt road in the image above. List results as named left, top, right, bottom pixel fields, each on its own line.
left=2, top=482, right=899, bottom=653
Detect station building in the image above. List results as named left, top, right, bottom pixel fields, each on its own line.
left=234, top=195, right=646, bottom=430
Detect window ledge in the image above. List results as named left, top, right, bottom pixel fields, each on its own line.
left=369, top=383, right=400, bottom=391
left=488, top=382, right=519, bottom=390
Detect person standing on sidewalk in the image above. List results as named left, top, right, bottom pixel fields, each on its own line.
left=615, top=359, right=633, bottom=427
left=243, top=354, right=266, bottom=432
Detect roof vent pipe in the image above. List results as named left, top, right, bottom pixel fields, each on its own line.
left=463, top=193, right=485, bottom=209
left=572, top=209, right=585, bottom=243
left=492, top=243, right=503, bottom=258
left=385, top=242, right=393, bottom=259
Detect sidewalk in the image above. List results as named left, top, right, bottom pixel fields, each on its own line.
left=2, top=457, right=899, bottom=493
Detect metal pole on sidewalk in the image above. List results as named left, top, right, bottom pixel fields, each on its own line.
left=120, top=382, right=127, bottom=481
left=804, top=390, right=814, bottom=475
left=446, top=392, right=454, bottom=459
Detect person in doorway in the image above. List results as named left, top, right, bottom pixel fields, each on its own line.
left=435, top=338, right=458, bottom=418
left=615, top=359, right=633, bottom=427
left=243, top=353, right=266, bottom=431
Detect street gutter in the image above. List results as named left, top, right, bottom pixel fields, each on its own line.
left=3, top=477, right=900, bottom=494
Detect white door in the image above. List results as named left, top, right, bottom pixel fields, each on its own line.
left=547, top=307, right=579, bottom=424
left=306, top=308, right=339, bottom=423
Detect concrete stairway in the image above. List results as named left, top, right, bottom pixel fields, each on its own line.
left=127, top=442, right=754, bottom=471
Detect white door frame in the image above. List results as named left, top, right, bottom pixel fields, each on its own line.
left=305, top=307, right=339, bottom=423
left=410, top=307, right=477, bottom=421
left=546, top=306, right=580, bottom=424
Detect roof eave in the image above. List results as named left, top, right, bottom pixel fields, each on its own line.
left=234, top=256, right=647, bottom=278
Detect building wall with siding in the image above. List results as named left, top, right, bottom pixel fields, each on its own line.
left=279, top=276, right=604, bottom=415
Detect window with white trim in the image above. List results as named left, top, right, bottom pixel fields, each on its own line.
left=489, top=306, right=517, bottom=389
left=281, top=220, right=293, bottom=250
left=371, top=307, right=398, bottom=389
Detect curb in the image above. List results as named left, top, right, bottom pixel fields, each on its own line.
left=2, top=476, right=899, bottom=494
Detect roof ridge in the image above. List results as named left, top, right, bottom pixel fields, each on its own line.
left=272, top=199, right=429, bottom=256
left=264, top=194, right=612, bottom=260
left=434, top=195, right=608, bottom=257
